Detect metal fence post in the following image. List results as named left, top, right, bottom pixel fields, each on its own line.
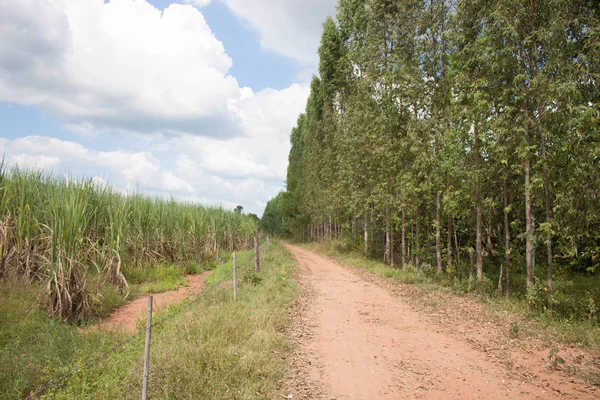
left=142, top=296, right=153, bottom=400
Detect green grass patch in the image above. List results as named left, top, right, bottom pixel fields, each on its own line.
left=304, top=243, right=439, bottom=287
left=1, top=241, right=297, bottom=399
left=126, top=264, right=188, bottom=295
left=86, top=262, right=207, bottom=318
left=0, top=278, right=129, bottom=399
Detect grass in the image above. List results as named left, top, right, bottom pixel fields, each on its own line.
left=84, top=262, right=208, bottom=319
left=126, top=264, right=190, bottom=295
left=1, top=240, right=297, bottom=399
left=0, top=278, right=127, bottom=399
left=304, top=242, right=600, bottom=353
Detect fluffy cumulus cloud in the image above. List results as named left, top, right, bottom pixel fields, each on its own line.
left=0, top=0, right=315, bottom=214
left=180, top=0, right=212, bottom=7
left=0, top=136, right=195, bottom=194
left=221, top=0, right=337, bottom=65
left=0, top=134, right=292, bottom=212
left=0, top=0, right=241, bottom=135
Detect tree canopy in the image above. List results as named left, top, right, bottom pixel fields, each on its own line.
left=263, top=0, right=600, bottom=308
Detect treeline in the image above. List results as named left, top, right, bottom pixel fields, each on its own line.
left=0, top=165, right=257, bottom=320
left=264, top=0, right=600, bottom=304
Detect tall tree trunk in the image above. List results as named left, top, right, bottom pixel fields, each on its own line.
left=486, top=223, right=493, bottom=256
left=415, top=212, right=421, bottom=269
left=454, top=226, right=460, bottom=265
left=401, top=206, right=407, bottom=269
left=475, top=121, right=483, bottom=284
left=320, top=219, right=323, bottom=242
left=410, top=220, right=414, bottom=263
left=385, top=210, right=390, bottom=264
left=524, top=94, right=534, bottom=289
left=436, top=192, right=443, bottom=273
left=469, top=248, right=474, bottom=283
left=390, top=223, right=395, bottom=267
left=503, top=178, right=511, bottom=297
left=498, top=264, right=503, bottom=297
left=364, top=214, right=368, bottom=256
left=446, top=213, right=452, bottom=272
left=541, top=127, right=553, bottom=308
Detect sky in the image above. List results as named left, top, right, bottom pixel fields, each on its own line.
left=0, top=0, right=337, bottom=215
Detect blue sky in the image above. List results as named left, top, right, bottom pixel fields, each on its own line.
left=0, top=0, right=336, bottom=215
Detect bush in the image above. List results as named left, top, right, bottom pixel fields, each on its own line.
left=245, top=272, right=263, bottom=286
left=331, top=238, right=352, bottom=253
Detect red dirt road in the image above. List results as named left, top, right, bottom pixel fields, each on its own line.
left=283, top=243, right=597, bottom=400
left=95, top=271, right=210, bottom=333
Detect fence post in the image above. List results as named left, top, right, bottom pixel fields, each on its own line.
left=233, top=251, right=237, bottom=301
left=142, top=296, right=153, bottom=400
left=254, top=232, right=260, bottom=273
left=261, top=236, right=270, bottom=262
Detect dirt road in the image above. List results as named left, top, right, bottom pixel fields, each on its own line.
left=95, top=271, right=210, bottom=333
left=283, top=243, right=597, bottom=400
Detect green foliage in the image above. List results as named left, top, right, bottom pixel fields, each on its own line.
left=548, top=347, right=565, bottom=368
left=0, top=278, right=128, bottom=399
left=261, top=192, right=293, bottom=237
left=264, top=0, right=600, bottom=314
left=510, top=322, right=520, bottom=338
left=91, top=284, right=126, bottom=317
left=183, top=262, right=204, bottom=275
left=244, top=272, right=263, bottom=286
left=584, top=290, right=599, bottom=321
left=0, top=166, right=258, bottom=320
left=2, top=244, right=298, bottom=399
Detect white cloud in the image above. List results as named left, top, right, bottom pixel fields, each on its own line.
left=0, top=136, right=194, bottom=194
left=0, top=0, right=242, bottom=135
left=0, top=127, right=306, bottom=214
left=172, top=82, right=309, bottom=181
left=6, top=153, right=61, bottom=171
left=221, top=0, right=337, bottom=65
left=180, top=0, right=212, bottom=7
left=0, top=0, right=315, bottom=214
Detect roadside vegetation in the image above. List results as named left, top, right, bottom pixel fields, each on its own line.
left=0, top=164, right=257, bottom=321
left=262, top=0, right=600, bottom=350
left=1, top=242, right=297, bottom=399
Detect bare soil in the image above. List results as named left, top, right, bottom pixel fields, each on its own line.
left=282, top=243, right=599, bottom=400
left=94, top=271, right=210, bottom=333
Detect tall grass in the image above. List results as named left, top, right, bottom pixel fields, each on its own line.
left=1, top=243, right=296, bottom=399
left=0, top=164, right=257, bottom=321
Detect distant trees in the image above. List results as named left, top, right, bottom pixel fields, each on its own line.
left=261, top=192, right=291, bottom=237
left=264, top=0, right=600, bottom=305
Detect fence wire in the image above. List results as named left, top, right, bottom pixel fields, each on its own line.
left=26, top=252, right=255, bottom=400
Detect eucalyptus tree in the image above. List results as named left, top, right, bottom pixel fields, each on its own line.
left=268, top=0, right=600, bottom=301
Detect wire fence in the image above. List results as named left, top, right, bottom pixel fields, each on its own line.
left=25, top=250, right=261, bottom=400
